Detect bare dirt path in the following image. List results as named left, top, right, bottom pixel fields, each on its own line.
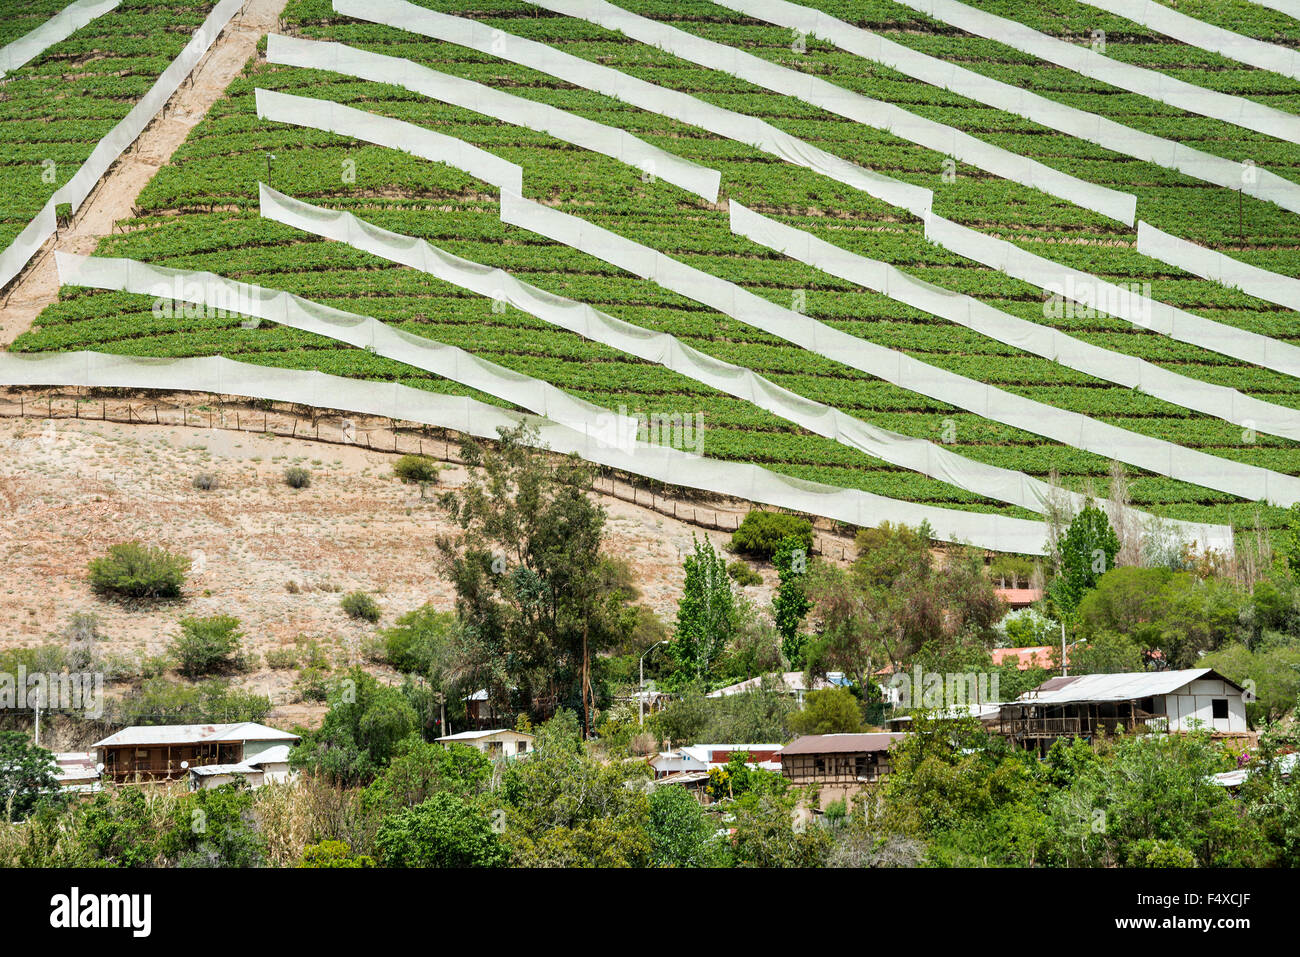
left=0, top=0, right=289, bottom=346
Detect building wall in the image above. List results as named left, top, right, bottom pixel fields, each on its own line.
left=1161, top=680, right=1248, bottom=733
left=458, top=731, right=534, bottom=756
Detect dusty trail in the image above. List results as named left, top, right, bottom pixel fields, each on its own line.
left=0, top=0, right=290, bottom=346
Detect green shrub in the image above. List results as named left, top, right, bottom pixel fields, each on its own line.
left=730, top=511, right=813, bottom=559
left=727, top=559, right=763, bottom=587
left=88, top=542, right=189, bottom=600
left=192, top=472, right=220, bottom=491
left=341, top=591, right=381, bottom=623
left=284, top=467, right=311, bottom=489
left=393, top=454, right=439, bottom=485
left=170, top=615, right=245, bottom=677
left=264, top=647, right=298, bottom=670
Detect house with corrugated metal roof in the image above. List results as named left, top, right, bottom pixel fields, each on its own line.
left=91, top=722, right=299, bottom=784
left=780, top=733, right=908, bottom=808
left=998, top=669, right=1249, bottom=752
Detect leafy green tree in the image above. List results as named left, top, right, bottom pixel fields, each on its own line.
left=670, top=536, right=739, bottom=682
left=375, top=793, right=508, bottom=868
left=803, top=523, right=1003, bottom=686
left=772, top=536, right=812, bottom=665
left=1050, top=504, right=1120, bottom=616
left=647, top=785, right=726, bottom=867
left=363, top=738, right=492, bottom=813
left=0, top=733, right=63, bottom=822
left=382, top=606, right=457, bottom=675
left=290, top=669, right=418, bottom=785
left=497, top=712, right=652, bottom=867
left=1283, top=502, right=1300, bottom=577
left=74, top=786, right=161, bottom=867
left=160, top=783, right=266, bottom=868
left=882, top=713, right=1049, bottom=867
left=1077, top=566, right=1242, bottom=668
left=729, top=791, right=830, bottom=867
left=1046, top=732, right=1268, bottom=867
left=1067, top=631, right=1146, bottom=675
left=170, top=615, right=244, bottom=677
left=789, top=687, right=864, bottom=736
left=438, top=425, right=636, bottom=736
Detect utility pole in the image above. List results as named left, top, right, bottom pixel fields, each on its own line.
left=639, top=640, right=667, bottom=726
left=1061, top=619, right=1068, bottom=678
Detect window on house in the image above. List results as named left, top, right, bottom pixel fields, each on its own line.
left=1212, top=698, right=1229, bottom=720
left=815, top=758, right=825, bottom=774
left=517, top=741, right=527, bottom=754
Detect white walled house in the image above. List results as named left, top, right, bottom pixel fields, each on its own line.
left=437, top=728, right=534, bottom=758
left=999, top=669, right=1249, bottom=751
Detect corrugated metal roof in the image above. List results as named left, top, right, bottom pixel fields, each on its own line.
left=780, top=733, right=906, bottom=755
left=91, top=722, right=299, bottom=749
left=189, top=763, right=263, bottom=776
left=1013, top=669, right=1240, bottom=705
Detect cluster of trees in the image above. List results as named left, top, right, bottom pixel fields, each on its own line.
left=869, top=710, right=1300, bottom=868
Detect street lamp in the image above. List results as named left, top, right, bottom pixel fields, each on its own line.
left=639, top=640, right=668, bottom=726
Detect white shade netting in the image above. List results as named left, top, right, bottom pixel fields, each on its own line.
left=1137, top=221, right=1300, bottom=314
left=520, top=0, right=1136, bottom=222
left=1078, top=0, right=1300, bottom=80
left=0, top=348, right=1067, bottom=554
left=892, top=0, right=1300, bottom=145
left=731, top=202, right=1300, bottom=438
left=0, top=0, right=120, bottom=77
left=265, top=34, right=720, bottom=202
left=712, top=0, right=1300, bottom=216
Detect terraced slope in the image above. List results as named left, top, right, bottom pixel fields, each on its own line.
left=0, top=0, right=221, bottom=251
left=10, top=0, right=1300, bottom=546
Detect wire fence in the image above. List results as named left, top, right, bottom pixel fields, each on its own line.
left=0, top=386, right=858, bottom=561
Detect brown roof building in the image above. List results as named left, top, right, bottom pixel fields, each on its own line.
left=780, top=733, right=907, bottom=809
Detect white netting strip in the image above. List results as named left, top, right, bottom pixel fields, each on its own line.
left=1245, top=0, right=1300, bottom=19
left=894, top=0, right=1300, bottom=144
left=333, top=0, right=934, bottom=216
left=255, top=88, right=524, bottom=194
left=713, top=0, right=1300, bottom=216
left=1137, top=220, right=1300, bottom=314
left=731, top=203, right=1300, bottom=439
left=0, top=0, right=244, bottom=290
left=0, top=347, right=1063, bottom=554
left=524, top=0, right=1136, bottom=223
left=1079, top=0, right=1300, bottom=80
left=0, top=0, right=120, bottom=77
left=266, top=34, right=720, bottom=202
left=924, top=214, right=1300, bottom=379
